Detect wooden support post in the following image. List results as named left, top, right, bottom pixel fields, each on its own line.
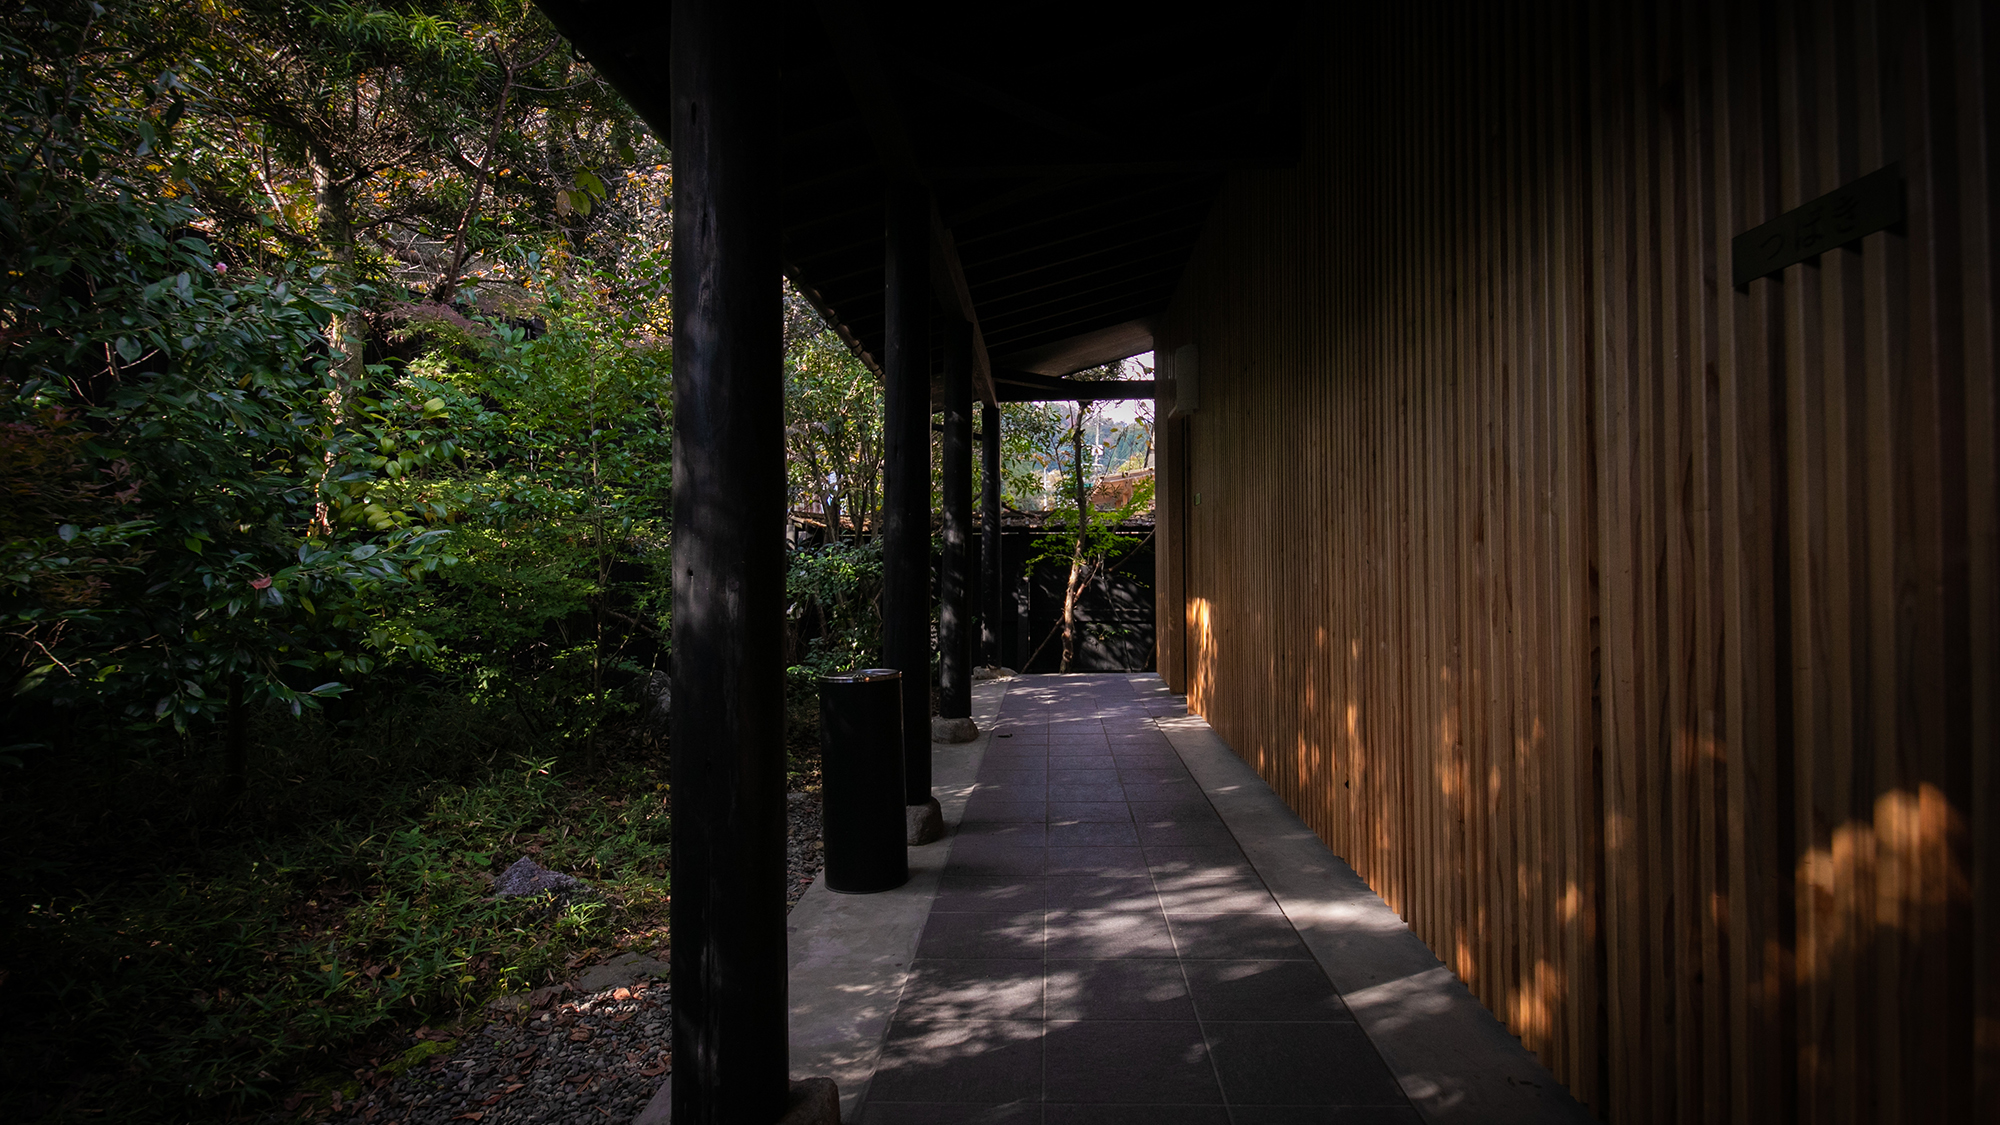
left=939, top=318, right=974, bottom=720
left=980, top=402, right=1002, bottom=667
left=667, top=1, right=787, bottom=1121
left=882, top=184, right=933, bottom=805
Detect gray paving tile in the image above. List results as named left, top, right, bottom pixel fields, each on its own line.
left=945, top=843, right=1048, bottom=877
left=917, top=910, right=1045, bottom=959
left=1046, top=819, right=1140, bottom=847
left=1203, top=1022, right=1406, bottom=1106
left=1128, top=799, right=1224, bottom=824
left=963, top=798, right=1048, bottom=825
left=1045, top=875, right=1159, bottom=910
left=1121, top=780, right=1206, bottom=803
left=1049, top=767, right=1121, bottom=786
left=934, top=876, right=1048, bottom=913
left=1181, top=959, right=1352, bottom=1021
left=1046, top=800, right=1130, bottom=823
left=1166, top=913, right=1315, bottom=959
left=1045, top=846, right=1149, bottom=876
left=1226, top=1110, right=1423, bottom=1125
left=1045, top=782, right=1127, bottom=804
left=869, top=1019, right=1045, bottom=1104
left=899, top=959, right=1044, bottom=1021
left=1043, top=1021, right=1222, bottom=1104
left=956, top=821, right=1048, bottom=846
left=1111, top=751, right=1184, bottom=768
left=1044, top=1106, right=1228, bottom=1125
left=1138, top=820, right=1239, bottom=847
left=1152, top=876, right=1282, bottom=914
left=1045, top=908, right=1177, bottom=958
left=1044, top=958, right=1195, bottom=1021
left=972, top=781, right=1048, bottom=804
left=1118, top=766, right=1194, bottom=784
left=863, top=1102, right=1043, bottom=1125
left=1144, top=845, right=1255, bottom=878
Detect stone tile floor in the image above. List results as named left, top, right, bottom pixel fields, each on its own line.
left=860, top=675, right=1423, bottom=1125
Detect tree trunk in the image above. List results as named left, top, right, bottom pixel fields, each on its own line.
left=309, top=153, right=365, bottom=409
left=309, top=153, right=362, bottom=533
left=1060, top=404, right=1092, bottom=672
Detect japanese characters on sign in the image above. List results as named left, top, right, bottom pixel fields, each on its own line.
left=1732, top=162, right=1905, bottom=286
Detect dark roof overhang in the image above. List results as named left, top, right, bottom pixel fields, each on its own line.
left=537, top=0, right=1304, bottom=404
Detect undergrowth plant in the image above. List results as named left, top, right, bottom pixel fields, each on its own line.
left=0, top=735, right=672, bottom=1124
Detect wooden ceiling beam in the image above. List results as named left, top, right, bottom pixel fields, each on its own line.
left=991, top=368, right=1155, bottom=403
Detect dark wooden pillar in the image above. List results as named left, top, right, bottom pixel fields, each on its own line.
left=938, top=319, right=973, bottom=718
left=882, top=185, right=932, bottom=803
left=980, top=402, right=1002, bottom=666
left=667, top=1, right=786, bottom=1122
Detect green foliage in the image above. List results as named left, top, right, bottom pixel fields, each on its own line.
left=0, top=736, right=672, bottom=1123
left=0, top=2, right=448, bottom=736
left=997, top=401, right=1066, bottom=508
left=383, top=252, right=672, bottom=756
left=781, top=539, right=882, bottom=773
left=785, top=538, right=882, bottom=674
left=1023, top=474, right=1156, bottom=579
left=0, top=6, right=686, bottom=1122
left=784, top=286, right=882, bottom=541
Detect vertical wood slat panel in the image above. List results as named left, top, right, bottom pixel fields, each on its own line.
left=1155, top=1, right=1992, bottom=1121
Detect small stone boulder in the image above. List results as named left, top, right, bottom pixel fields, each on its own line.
left=930, top=715, right=980, bottom=744
left=906, top=796, right=943, bottom=845
left=492, top=856, right=591, bottom=903
left=575, top=951, right=669, bottom=994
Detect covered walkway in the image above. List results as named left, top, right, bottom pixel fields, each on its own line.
left=787, top=675, right=1596, bottom=1124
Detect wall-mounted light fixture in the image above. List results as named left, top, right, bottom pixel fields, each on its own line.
left=1168, top=343, right=1199, bottom=417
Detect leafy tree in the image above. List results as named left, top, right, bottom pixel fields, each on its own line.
left=375, top=246, right=672, bottom=756
left=1011, top=360, right=1156, bottom=670
left=136, top=0, right=663, bottom=397
left=784, top=290, right=883, bottom=544
left=0, top=0, right=449, bottom=782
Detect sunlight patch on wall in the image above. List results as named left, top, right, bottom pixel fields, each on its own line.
left=1794, top=784, right=1968, bottom=986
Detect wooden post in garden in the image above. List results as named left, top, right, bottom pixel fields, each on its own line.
left=937, top=317, right=974, bottom=727
left=666, top=1, right=788, bottom=1121
left=980, top=402, right=1002, bottom=667
left=882, top=184, right=937, bottom=828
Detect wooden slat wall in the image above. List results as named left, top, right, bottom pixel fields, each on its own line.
left=1154, top=2, right=1996, bottom=1122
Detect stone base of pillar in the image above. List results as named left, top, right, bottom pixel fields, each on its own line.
left=930, top=715, right=981, bottom=744
left=905, top=796, right=944, bottom=845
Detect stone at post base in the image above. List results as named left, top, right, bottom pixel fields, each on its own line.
left=930, top=715, right=980, bottom=744
left=906, top=796, right=943, bottom=845
left=632, top=1076, right=840, bottom=1124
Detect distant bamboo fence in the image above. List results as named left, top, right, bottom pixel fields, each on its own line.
left=1154, top=2, right=1995, bottom=1121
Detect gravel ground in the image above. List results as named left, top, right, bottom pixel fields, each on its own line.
left=310, top=790, right=825, bottom=1125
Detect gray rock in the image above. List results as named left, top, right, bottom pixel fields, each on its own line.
left=905, top=796, right=943, bottom=845
left=930, top=715, right=980, bottom=743
left=575, top=951, right=668, bottom=994
left=781, top=1077, right=840, bottom=1125
left=492, top=856, right=591, bottom=901
left=971, top=665, right=1017, bottom=680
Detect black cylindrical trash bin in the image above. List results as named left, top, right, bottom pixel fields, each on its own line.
left=818, top=669, right=910, bottom=893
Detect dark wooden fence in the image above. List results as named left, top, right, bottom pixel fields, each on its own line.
left=962, top=525, right=1157, bottom=675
